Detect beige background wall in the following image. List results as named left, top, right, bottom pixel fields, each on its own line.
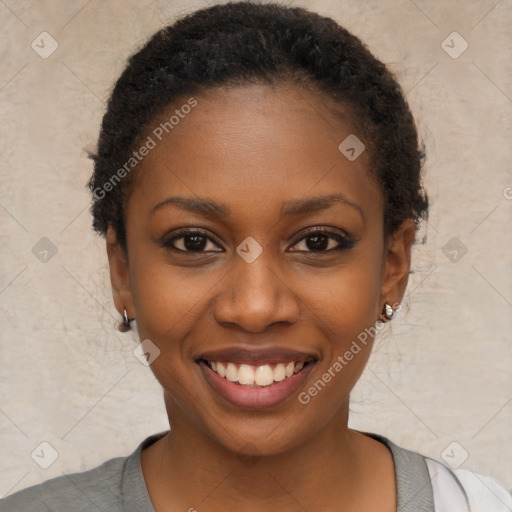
left=0, top=0, right=511, bottom=497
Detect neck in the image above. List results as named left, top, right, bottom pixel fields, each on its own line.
left=140, top=394, right=385, bottom=512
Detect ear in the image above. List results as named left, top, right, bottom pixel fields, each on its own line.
left=106, top=225, right=134, bottom=318
left=379, top=218, right=416, bottom=309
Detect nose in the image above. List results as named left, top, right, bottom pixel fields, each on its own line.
left=212, top=250, right=300, bottom=333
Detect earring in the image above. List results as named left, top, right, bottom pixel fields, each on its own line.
left=383, top=303, right=394, bottom=321
left=118, top=308, right=134, bottom=332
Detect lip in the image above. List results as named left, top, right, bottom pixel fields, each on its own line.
left=197, top=359, right=317, bottom=409
left=195, top=346, right=317, bottom=367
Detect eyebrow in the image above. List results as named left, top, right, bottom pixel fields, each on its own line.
left=150, top=193, right=363, bottom=219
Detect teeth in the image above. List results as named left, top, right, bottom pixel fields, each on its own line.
left=273, top=363, right=286, bottom=382
left=217, top=362, right=226, bottom=378
left=206, top=360, right=311, bottom=387
left=226, top=363, right=238, bottom=382
left=255, top=365, right=274, bottom=386
left=238, top=364, right=254, bottom=385
left=294, top=362, right=304, bottom=373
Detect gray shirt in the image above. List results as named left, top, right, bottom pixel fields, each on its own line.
left=0, top=430, right=437, bottom=511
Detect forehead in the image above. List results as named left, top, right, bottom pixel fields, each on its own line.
left=128, top=83, right=382, bottom=221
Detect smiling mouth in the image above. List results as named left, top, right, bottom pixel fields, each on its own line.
left=197, top=359, right=316, bottom=387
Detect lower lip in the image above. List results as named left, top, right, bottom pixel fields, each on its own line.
left=198, top=361, right=316, bottom=410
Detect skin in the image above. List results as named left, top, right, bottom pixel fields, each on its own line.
left=106, top=83, right=415, bottom=511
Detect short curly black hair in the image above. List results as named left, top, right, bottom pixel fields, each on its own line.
left=87, top=1, right=428, bottom=254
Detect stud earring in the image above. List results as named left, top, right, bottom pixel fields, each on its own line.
left=383, top=303, right=395, bottom=321
left=118, top=308, right=134, bottom=332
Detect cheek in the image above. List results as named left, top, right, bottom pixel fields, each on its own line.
left=130, top=262, right=209, bottom=407
left=129, top=252, right=218, bottom=342
left=302, top=278, right=380, bottom=398
left=297, top=255, right=383, bottom=340
left=291, top=251, right=384, bottom=405
left=292, top=266, right=383, bottom=424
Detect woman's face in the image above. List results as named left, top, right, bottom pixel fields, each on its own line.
left=108, top=84, right=414, bottom=455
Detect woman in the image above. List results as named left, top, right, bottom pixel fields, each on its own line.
left=1, top=2, right=510, bottom=511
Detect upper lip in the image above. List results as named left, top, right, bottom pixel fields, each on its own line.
left=195, top=346, right=318, bottom=365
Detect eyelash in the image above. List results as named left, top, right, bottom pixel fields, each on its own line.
left=160, top=227, right=357, bottom=255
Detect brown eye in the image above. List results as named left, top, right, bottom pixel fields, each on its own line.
left=160, top=227, right=357, bottom=255
left=161, top=229, right=223, bottom=253
left=290, top=229, right=357, bottom=253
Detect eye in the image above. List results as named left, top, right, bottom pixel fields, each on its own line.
left=161, top=229, right=223, bottom=253
left=289, top=228, right=357, bottom=253
left=160, top=227, right=357, bottom=255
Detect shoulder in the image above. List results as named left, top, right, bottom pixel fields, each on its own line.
left=362, top=431, right=512, bottom=512
left=0, top=454, right=128, bottom=512
left=424, top=457, right=512, bottom=512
